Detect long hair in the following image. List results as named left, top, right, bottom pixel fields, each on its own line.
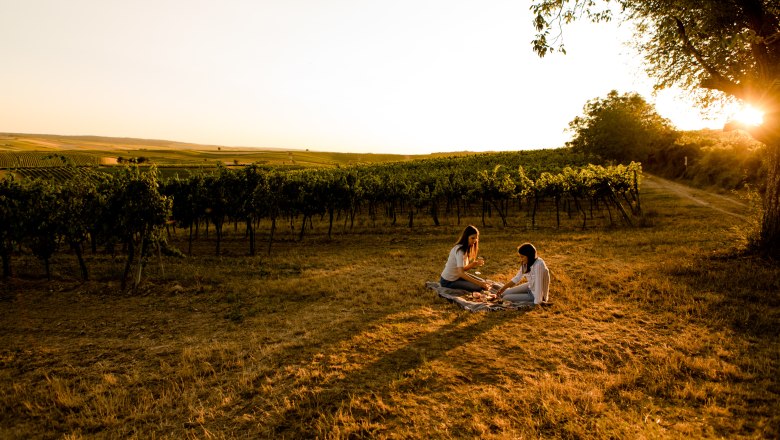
left=517, top=242, right=537, bottom=273
left=455, top=224, right=479, bottom=261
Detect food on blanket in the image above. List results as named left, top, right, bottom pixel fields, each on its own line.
left=465, top=290, right=503, bottom=303
left=481, top=291, right=498, bottom=301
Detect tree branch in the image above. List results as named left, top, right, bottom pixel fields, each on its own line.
left=673, top=16, right=745, bottom=99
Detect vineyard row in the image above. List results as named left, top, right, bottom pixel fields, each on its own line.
left=0, top=151, right=643, bottom=289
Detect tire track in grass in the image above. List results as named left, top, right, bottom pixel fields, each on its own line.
left=643, top=174, right=749, bottom=221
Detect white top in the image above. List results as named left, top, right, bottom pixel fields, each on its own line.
left=441, top=245, right=469, bottom=281
left=510, top=257, right=550, bottom=304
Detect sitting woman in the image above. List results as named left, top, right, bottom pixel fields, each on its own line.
left=496, top=243, right=550, bottom=305
left=439, top=225, right=491, bottom=292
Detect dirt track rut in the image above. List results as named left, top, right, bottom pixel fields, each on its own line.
left=643, top=174, right=749, bottom=221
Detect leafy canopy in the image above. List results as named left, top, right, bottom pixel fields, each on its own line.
left=530, top=0, right=780, bottom=120
left=567, top=90, right=678, bottom=163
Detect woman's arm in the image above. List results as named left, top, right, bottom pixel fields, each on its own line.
left=498, top=268, right=525, bottom=296
left=497, top=280, right=516, bottom=295
left=454, top=267, right=490, bottom=290
left=463, top=258, right=484, bottom=271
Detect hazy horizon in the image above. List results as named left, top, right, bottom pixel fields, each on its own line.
left=1, top=1, right=741, bottom=155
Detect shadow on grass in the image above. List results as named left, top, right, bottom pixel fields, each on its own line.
left=667, top=252, right=780, bottom=339
left=252, top=310, right=525, bottom=437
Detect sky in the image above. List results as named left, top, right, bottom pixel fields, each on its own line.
left=0, top=0, right=746, bottom=155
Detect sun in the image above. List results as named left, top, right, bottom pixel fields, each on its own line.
left=732, top=105, right=765, bottom=126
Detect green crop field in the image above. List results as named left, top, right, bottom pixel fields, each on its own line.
left=0, top=133, right=440, bottom=171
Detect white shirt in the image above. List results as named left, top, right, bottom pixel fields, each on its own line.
left=510, top=257, right=550, bottom=304
left=441, top=245, right=469, bottom=281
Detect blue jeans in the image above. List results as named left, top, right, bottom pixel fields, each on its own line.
left=440, top=276, right=483, bottom=292
left=502, top=283, right=535, bottom=304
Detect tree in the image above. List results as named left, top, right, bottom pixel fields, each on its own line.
left=0, top=177, right=24, bottom=277
left=476, top=165, right=516, bottom=227
left=21, top=179, right=61, bottom=280
left=203, top=166, right=231, bottom=256
left=105, top=166, right=171, bottom=292
left=530, top=0, right=780, bottom=257
left=58, top=176, right=101, bottom=281
left=567, top=90, right=678, bottom=163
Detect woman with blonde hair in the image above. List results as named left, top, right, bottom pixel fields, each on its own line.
left=439, top=225, right=491, bottom=292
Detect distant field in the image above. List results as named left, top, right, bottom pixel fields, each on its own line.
left=0, top=133, right=448, bottom=169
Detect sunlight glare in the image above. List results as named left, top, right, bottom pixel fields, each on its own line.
left=733, top=105, right=765, bottom=126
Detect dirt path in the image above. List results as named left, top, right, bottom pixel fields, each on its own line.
left=643, top=174, right=750, bottom=221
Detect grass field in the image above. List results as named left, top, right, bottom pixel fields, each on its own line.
left=0, top=133, right=447, bottom=169
left=0, top=175, right=778, bottom=439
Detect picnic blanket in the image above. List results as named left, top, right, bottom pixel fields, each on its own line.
left=425, top=280, right=537, bottom=312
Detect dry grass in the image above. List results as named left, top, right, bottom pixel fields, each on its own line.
left=1, top=176, right=778, bottom=439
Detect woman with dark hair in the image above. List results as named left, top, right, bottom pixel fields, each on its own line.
left=439, top=225, right=491, bottom=292
left=496, top=242, right=550, bottom=305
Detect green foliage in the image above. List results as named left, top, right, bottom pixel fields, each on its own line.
left=530, top=1, right=779, bottom=107
left=20, top=179, right=62, bottom=280
left=2, top=150, right=646, bottom=280
left=0, top=177, right=24, bottom=277
left=567, top=90, right=678, bottom=163
left=106, top=166, right=170, bottom=243
left=104, top=166, right=171, bottom=290
left=529, top=0, right=780, bottom=257
left=0, top=152, right=101, bottom=168
left=647, top=129, right=766, bottom=190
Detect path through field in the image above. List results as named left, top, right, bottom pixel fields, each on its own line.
left=643, top=174, right=749, bottom=220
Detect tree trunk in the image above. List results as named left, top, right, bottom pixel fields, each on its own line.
left=156, top=240, right=164, bottom=278
left=604, top=198, right=614, bottom=225
left=609, top=188, right=633, bottom=226
left=215, top=221, right=222, bottom=256
left=298, top=215, right=308, bottom=241
left=328, top=207, right=334, bottom=239
left=633, top=169, right=642, bottom=215
left=72, top=241, right=89, bottom=281
left=759, top=141, right=780, bottom=258
left=133, top=234, right=145, bottom=294
left=573, top=196, right=587, bottom=230
left=490, top=201, right=508, bottom=227
left=268, top=216, right=277, bottom=255
left=430, top=201, right=440, bottom=226
left=247, top=218, right=255, bottom=256
left=188, top=223, right=193, bottom=257
left=122, top=238, right=134, bottom=291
